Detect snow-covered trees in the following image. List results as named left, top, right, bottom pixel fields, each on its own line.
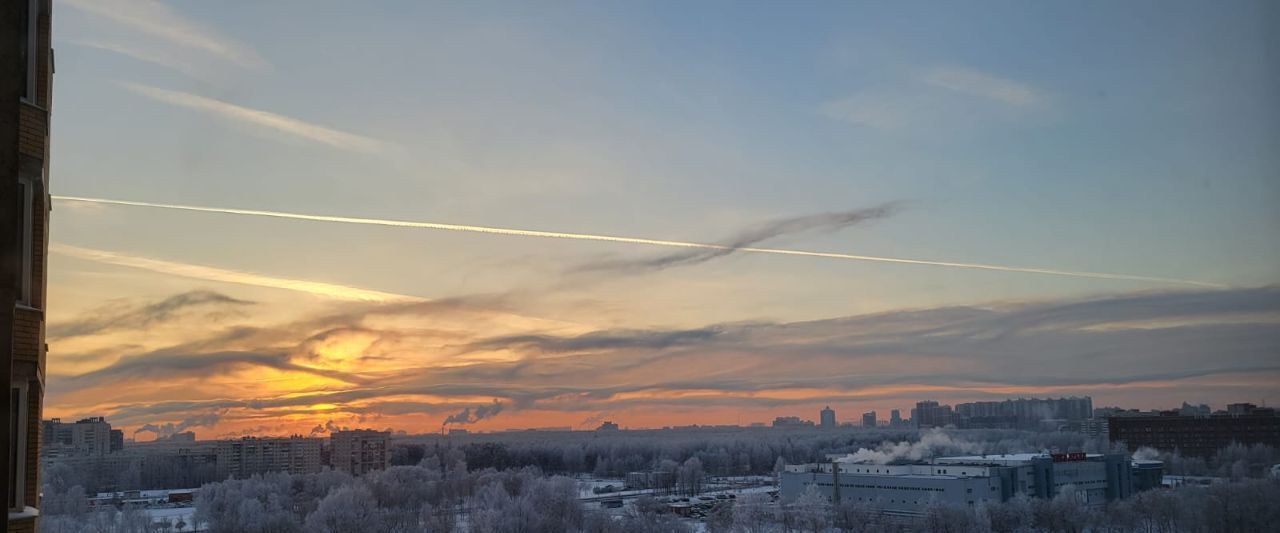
left=784, top=485, right=833, bottom=532
left=193, top=473, right=299, bottom=533
left=677, top=457, right=706, bottom=495
left=304, top=484, right=381, bottom=533
left=983, top=494, right=1032, bottom=533
left=34, top=431, right=1280, bottom=533
left=731, top=493, right=776, bottom=533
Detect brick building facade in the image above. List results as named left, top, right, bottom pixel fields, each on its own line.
left=4, top=1, right=53, bottom=531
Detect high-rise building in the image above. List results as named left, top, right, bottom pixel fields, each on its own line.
left=330, top=429, right=391, bottom=475
left=914, top=401, right=955, bottom=429
left=4, top=1, right=53, bottom=529
left=819, top=406, right=836, bottom=429
left=41, top=417, right=117, bottom=457
left=214, top=437, right=323, bottom=479
left=70, top=417, right=113, bottom=456
left=890, top=409, right=903, bottom=427
left=862, top=411, right=877, bottom=428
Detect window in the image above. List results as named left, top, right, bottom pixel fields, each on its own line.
left=19, top=0, right=38, bottom=101
left=17, top=178, right=34, bottom=307
left=9, top=383, right=29, bottom=512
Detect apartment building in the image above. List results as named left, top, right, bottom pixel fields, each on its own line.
left=1109, top=405, right=1279, bottom=458
left=214, top=437, right=323, bottom=479
left=329, top=429, right=391, bottom=475
left=42, top=417, right=117, bottom=457
left=4, top=1, right=53, bottom=531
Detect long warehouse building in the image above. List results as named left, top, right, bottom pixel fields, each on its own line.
left=781, top=452, right=1161, bottom=516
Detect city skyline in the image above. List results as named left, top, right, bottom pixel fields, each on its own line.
left=42, top=0, right=1280, bottom=439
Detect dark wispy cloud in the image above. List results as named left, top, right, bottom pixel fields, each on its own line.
left=48, top=290, right=253, bottom=339
left=575, top=204, right=900, bottom=275
left=465, top=327, right=726, bottom=354
left=51, top=349, right=363, bottom=395
left=50, top=286, right=1280, bottom=429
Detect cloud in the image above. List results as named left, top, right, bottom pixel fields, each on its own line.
left=575, top=204, right=899, bottom=274
left=49, top=287, right=1280, bottom=432
left=466, top=327, right=726, bottom=354
left=62, top=0, right=269, bottom=70
left=51, top=196, right=1223, bottom=288
left=48, top=290, right=253, bottom=339
left=52, top=349, right=364, bottom=394
left=822, top=66, right=1043, bottom=131
left=51, top=243, right=421, bottom=302
left=66, top=40, right=212, bottom=81
left=116, top=82, right=393, bottom=154
left=821, top=92, right=917, bottom=130
left=919, top=66, right=1041, bottom=107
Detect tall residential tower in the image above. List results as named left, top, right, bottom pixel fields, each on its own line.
left=819, top=406, right=836, bottom=429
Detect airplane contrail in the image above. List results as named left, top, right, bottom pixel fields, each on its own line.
left=52, top=195, right=1225, bottom=288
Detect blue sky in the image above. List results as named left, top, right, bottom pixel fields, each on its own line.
left=43, top=1, right=1279, bottom=435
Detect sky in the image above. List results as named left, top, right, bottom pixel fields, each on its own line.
left=43, top=0, right=1280, bottom=440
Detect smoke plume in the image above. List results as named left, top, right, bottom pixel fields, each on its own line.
left=843, top=429, right=985, bottom=464
left=134, top=412, right=223, bottom=438
left=441, top=400, right=504, bottom=427
left=308, top=419, right=351, bottom=437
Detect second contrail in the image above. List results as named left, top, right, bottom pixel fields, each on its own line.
left=52, top=195, right=1224, bottom=288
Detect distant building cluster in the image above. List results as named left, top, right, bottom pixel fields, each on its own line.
left=772, top=416, right=816, bottom=428
left=914, top=397, right=1094, bottom=430
left=781, top=451, right=1163, bottom=516
left=773, top=397, right=1094, bottom=432
left=40, top=416, right=395, bottom=484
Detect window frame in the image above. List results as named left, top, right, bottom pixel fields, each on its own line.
left=9, top=382, right=29, bottom=513
left=20, top=0, right=38, bottom=103
left=17, top=177, right=34, bottom=308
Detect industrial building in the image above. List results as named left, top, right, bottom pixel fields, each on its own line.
left=780, top=452, right=1159, bottom=516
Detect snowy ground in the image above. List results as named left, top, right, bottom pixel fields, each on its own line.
left=142, top=506, right=199, bottom=531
